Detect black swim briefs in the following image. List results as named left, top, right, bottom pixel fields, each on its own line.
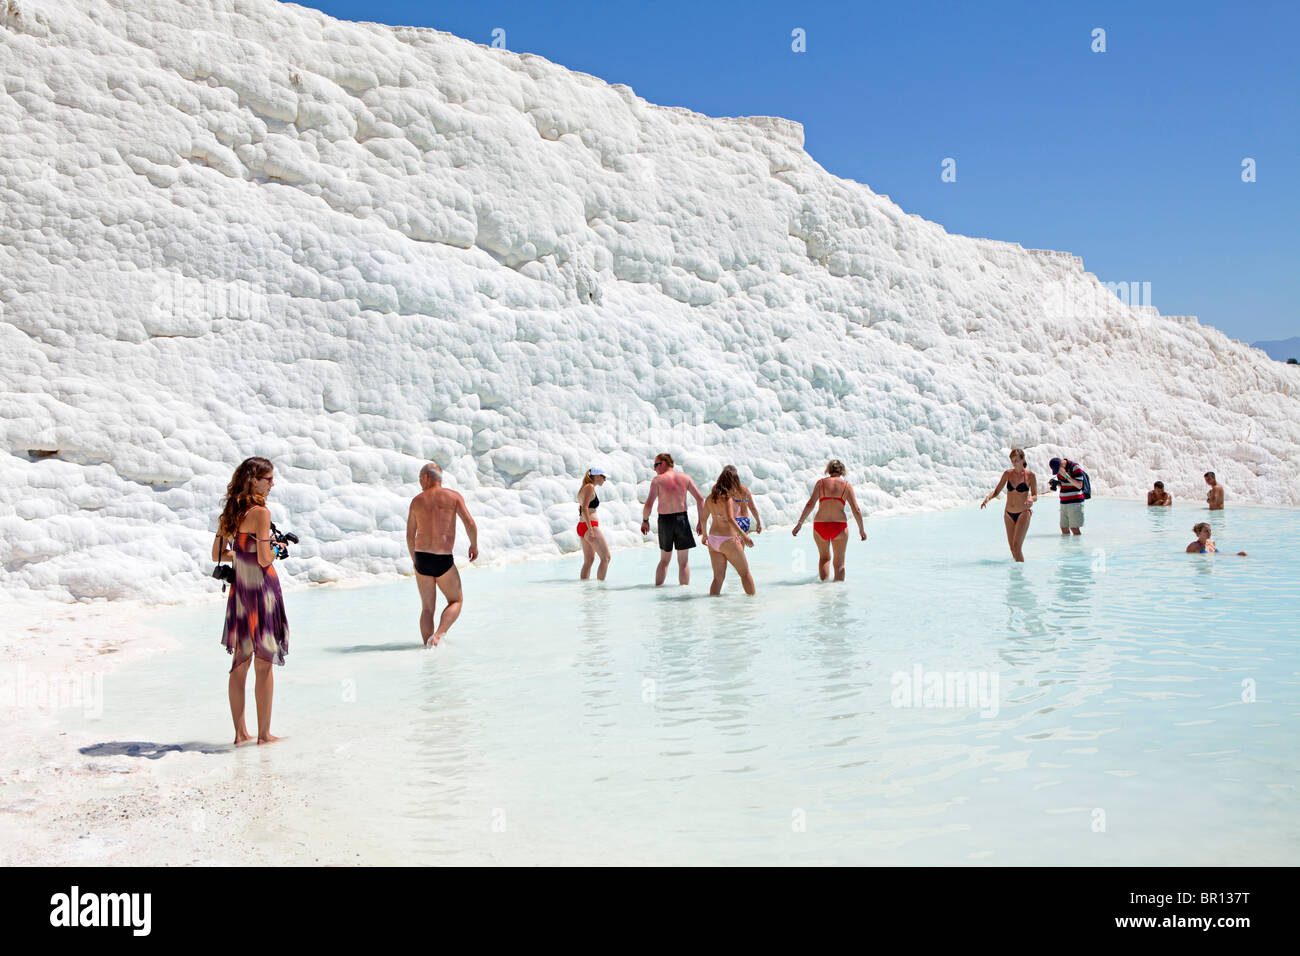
left=413, top=551, right=455, bottom=577
left=657, top=512, right=696, bottom=552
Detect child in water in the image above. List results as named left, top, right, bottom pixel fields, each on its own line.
left=1186, top=522, right=1246, bottom=556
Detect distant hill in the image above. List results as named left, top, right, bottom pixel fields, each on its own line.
left=1252, top=337, right=1300, bottom=362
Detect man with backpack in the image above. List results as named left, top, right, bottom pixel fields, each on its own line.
left=1048, top=456, right=1088, bottom=536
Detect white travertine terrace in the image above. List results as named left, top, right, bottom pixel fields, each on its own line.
left=2, top=0, right=1296, bottom=600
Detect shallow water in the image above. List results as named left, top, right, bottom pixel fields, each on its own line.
left=69, top=500, right=1299, bottom=864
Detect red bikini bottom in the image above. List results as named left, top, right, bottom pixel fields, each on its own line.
left=813, top=521, right=848, bottom=541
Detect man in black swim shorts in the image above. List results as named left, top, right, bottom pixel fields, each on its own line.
left=640, top=452, right=705, bottom=586
left=406, top=462, right=479, bottom=646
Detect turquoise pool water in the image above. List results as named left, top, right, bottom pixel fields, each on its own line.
left=68, top=500, right=1299, bottom=864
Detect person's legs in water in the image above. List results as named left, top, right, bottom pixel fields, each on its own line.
left=831, top=530, right=849, bottom=581
left=722, top=539, right=756, bottom=595
left=1010, top=511, right=1031, bottom=562
left=655, top=549, right=672, bottom=586
left=708, top=545, right=728, bottom=596
left=580, top=532, right=596, bottom=580
left=253, top=657, right=278, bottom=744
left=815, top=533, right=832, bottom=581
left=416, top=571, right=438, bottom=645
left=590, top=526, right=611, bottom=581
left=430, top=566, right=464, bottom=646
left=676, top=547, right=690, bottom=585
left=1064, top=503, right=1084, bottom=536
left=1004, top=511, right=1018, bottom=557
left=228, top=656, right=253, bottom=746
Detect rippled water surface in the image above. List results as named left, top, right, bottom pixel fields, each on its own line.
left=81, top=501, right=1299, bottom=863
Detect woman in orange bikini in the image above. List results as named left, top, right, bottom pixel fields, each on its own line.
left=792, top=460, right=866, bottom=581
left=703, top=465, right=756, bottom=595
left=980, top=448, right=1037, bottom=562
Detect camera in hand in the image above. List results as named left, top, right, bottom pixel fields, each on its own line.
left=212, top=523, right=298, bottom=589
left=1048, top=478, right=1059, bottom=491
left=270, top=522, right=299, bottom=560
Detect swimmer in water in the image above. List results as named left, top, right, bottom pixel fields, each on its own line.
left=577, top=467, right=610, bottom=581
left=792, top=459, right=867, bottom=581
left=980, top=448, right=1038, bottom=562
left=406, top=462, right=479, bottom=646
left=1204, top=472, right=1225, bottom=510
left=1147, top=481, right=1172, bottom=506
left=640, top=452, right=706, bottom=586
left=702, top=465, right=756, bottom=595
left=1186, top=522, right=1246, bottom=556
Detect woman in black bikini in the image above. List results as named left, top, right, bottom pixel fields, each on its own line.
left=980, top=448, right=1037, bottom=562
left=577, top=467, right=610, bottom=580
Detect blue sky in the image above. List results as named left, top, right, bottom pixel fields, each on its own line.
left=295, top=0, right=1297, bottom=345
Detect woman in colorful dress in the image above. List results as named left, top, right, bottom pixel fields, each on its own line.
left=212, top=457, right=289, bottom=745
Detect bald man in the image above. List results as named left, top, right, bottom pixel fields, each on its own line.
left=406, top=462, right=478, bottom=646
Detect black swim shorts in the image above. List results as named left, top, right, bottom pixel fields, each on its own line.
left=413, top=551, right=455, bottom=577
left=657, top=512, right=696, bottom=552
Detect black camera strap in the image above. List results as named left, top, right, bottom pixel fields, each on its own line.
left=217, top=534, right=231, bottom=593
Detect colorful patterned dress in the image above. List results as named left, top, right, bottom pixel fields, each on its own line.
left=221, top=531, right=289, bottom=668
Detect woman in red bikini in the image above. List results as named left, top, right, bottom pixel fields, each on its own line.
left=577, top=467, right=610, bottom=580
left=703, top=465, right=756, bottom=595
left=980, top=448, right=1037, bottom=562
left=792, top=460, right=866, bottom=581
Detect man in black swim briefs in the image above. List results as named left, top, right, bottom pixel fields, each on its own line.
left=640, top=452, right=706, bottom=586
left=406, top=462, right=479, bottom=647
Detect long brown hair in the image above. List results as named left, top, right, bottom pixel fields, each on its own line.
left=709, top=465, right=741, bottom=503
left=217, top=457, right=272, bottom=539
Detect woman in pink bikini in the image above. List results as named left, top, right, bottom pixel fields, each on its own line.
left=792, top=460, right=866, bottom=581
left=703, top=465, right=756, bottom=595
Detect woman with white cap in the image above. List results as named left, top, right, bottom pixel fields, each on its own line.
left=577, top=468, right=611, bottom=580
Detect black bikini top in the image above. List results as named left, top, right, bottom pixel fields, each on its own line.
left=581, top=492, right=599, bottom=512
left=1009, top=472, right=1029, bottom=493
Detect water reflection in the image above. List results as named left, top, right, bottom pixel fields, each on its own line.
left=576, top=581, right=616, bottom=724
left=1000, top=565, right=1048, bottom=668
left=1050, top=545, right=1097, bottom=627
